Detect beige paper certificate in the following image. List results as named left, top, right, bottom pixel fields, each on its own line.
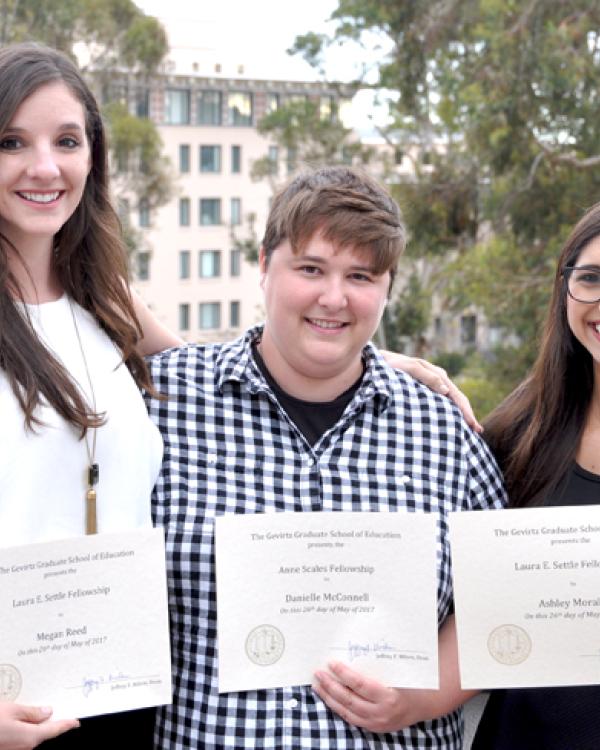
left=450, top=505, right=600, bottom=689
left=0, top=529, right=171, bottom=718
left=215, top=512, right=438, bottom=693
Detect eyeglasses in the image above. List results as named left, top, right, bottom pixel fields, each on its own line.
left=563, top=265, right=600, bottom=304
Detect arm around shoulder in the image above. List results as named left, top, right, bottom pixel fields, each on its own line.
left=380, top=351, right=482, bottom=432
left=131, top=289, right=183, bottom=356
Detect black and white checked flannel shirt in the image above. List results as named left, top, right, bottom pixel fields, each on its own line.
left=147, top=326, right=506, bottom=749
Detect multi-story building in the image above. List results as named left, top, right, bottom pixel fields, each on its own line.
left=107, top=69, right=352, bottom=343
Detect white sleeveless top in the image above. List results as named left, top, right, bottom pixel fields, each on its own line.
left=0, top=296, right=163, bottom=547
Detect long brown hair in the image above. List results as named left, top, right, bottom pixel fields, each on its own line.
left=484, top=203, right=600, bottom=507
left=0, top=42, right=153, bottom=434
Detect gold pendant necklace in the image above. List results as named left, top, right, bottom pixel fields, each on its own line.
left=67, top=297, right=99, bottom=535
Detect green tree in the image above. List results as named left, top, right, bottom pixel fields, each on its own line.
left=293, top=0, right=600, bottom=406
left=0, top=0, right=173, bottom=256
left=234, top=95, right=372, bottom=263
left=383, top=271, right=431, bottom=353
left=0, top=0, right=167, bottom=71
left=254, top=98, right=363, bottom=178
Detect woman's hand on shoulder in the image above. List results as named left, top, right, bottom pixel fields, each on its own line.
left=380, top=351, right=481, bottom=432
left=0, top=703, right=79, bottom=749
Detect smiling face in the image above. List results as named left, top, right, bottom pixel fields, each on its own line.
left=566, top=236, right=600, bottom=372
left=0, top=81, right=90, bottom=254
left=258, top=233, right=390, bottom=401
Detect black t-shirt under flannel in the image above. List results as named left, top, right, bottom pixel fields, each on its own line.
left=147, top=325, right=507, bottom=750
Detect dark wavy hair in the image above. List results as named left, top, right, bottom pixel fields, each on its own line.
left=0, top=42, right=152, bottom=434
left=484, top=203, right=600, bottom=507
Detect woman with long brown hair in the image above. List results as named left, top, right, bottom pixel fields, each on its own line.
left=472, top=202, right=600, bottom=749
left=0, top=42, right=180, bottom=749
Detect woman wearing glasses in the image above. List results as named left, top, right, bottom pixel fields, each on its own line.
left=471, top=202, right=600, bottom=749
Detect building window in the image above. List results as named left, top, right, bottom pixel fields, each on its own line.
left=179, top=197, right=191, bottom=226
left=338, top=97, right=353, bottom=126
left=341, top=146, right=353, bottom=165
left=228, top=92, right=253, bottom=126
left=200, top=145, right=221, bottom=173
left=138, top=198, right=150, bottom=227
left=197, top=90, right=222, bottom=125
left=319, top=95, right=335, bottom=121
left=103, top=81, right=127, bottom=106
left=179, top=144, right=190, bottom=173
left=135, top=88, right=149, bottom=118
left=229, top=300, right=240, bottom=328
left=117, top=197, right=130, bottom=223
left=199, top=302, right=221, bottom=329
left=179, top=250, right=191, bottom=279
left=267, top=145, right=279, bottom=176
left=165, top=89, right=190, bottom=124
left=116, top=146, right=129, bottom=173
left=199, top=198, right=221, bottom=225
left=288, top=94, right=307, bottom=106
left=286, top=147, right=298, bottom=175
left=230, top=198, right=241, bottom=226
left=230, top=248, right=241, bottom=277
left=460, top=314, right=477, bottom=346
left=136, top=252, right=150, bottom=281
left=199, top=250, right=221, bottom=278
left=231, top=145, right=241, bottom=173
left=266, top=93, right=279, bottom=114
left=179, top=303, right=190, bottom=331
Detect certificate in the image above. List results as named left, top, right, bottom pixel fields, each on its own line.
left=450, top=505, right=600, bottom=688
left=0, top=529, right=171, bottom=718
left=215, top=512, right=438, bottom=693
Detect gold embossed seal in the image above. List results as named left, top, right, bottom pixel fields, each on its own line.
left=487, top=624, right=532, bottom=665
left=0, top=664, right=22, bottom=701
left=245, top=625, right=285, bottom=666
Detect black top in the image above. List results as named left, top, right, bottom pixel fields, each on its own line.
left=39, top=707, right=154, bottom=749
left=472, top=463, right=600, bottom=750
left=252, top=345, right=363, bottom=445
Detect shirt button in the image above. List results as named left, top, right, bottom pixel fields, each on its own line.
left=307, top=458, right=315, bottom=468
left=285, top=698, right=298, bottom=709
left=400, top=475, right=410, bottom=484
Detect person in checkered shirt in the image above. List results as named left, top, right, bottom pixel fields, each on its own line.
left=147, top=165, right=506, bottom=749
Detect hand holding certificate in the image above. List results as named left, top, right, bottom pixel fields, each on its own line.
left=450, top=505, right=600, bottom=689
left=0, top=529, right=171, bottom=718
left=215, top=512, right=438, bottom=693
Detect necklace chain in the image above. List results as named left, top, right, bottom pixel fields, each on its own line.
left=67, top=297, right=99, bottom=534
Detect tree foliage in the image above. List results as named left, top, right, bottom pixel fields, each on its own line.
left=294, top=0, right=600, bottom=405
left=253, top=97, right=373, bottom=190
left=242, top=97, right=372, bottom=262
left=0, top=0, right=168, bottom=71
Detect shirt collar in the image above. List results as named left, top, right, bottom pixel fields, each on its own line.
left=216, top=324, right=395, bottom=411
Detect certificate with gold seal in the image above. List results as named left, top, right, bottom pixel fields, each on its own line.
left=0, top=529, right=171, bottom=718
left=450, top=505, right=600, bottom=688
left=215, top=511, right=439, bottom=693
